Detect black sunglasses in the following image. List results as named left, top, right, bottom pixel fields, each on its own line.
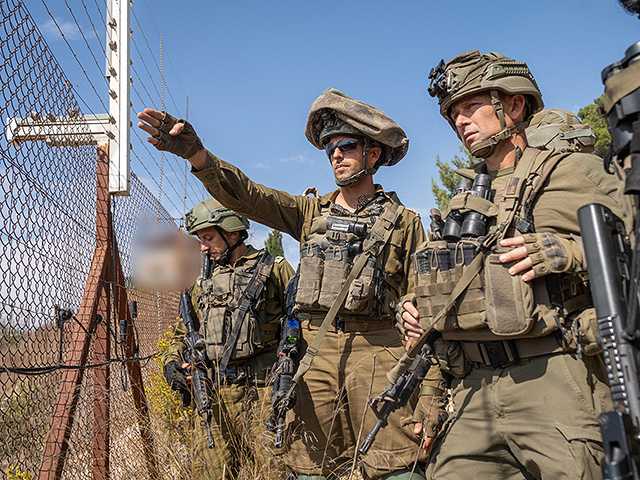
left=324, top=138, right=360, bottom=158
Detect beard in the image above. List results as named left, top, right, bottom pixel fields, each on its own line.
left=619, top=0, right=640, bottom=15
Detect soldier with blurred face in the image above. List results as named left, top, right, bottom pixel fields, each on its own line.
left=400, top=50, right=623, bottom=479
left=139, top=88, right=444, bottom=479
left=162, top=198, right=294, bottom=479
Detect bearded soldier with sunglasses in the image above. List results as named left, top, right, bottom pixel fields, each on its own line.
left=401, top=50, right=623, bottom=479
left=138, top=88, right=444, bottom=479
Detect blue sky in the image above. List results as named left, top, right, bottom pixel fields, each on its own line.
left=26, top=0, right=640, bottom=265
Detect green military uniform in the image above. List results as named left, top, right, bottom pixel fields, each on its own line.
left=415, top=50, right=623, bottom=479
left=187, top=90, right=434, bottom=479
left=194, top=160, right=428, bottom=478
left=163, top=245, right=294, bottom=479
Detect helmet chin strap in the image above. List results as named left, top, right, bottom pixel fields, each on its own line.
left=469, top=90, right=527, bottom=158
left=335, top=138, right=376, bottom=187
left=214, top=226, right=245, bottom=265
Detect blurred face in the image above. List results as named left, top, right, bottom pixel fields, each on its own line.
left=196, top=226, right=231, bottom=261
left=449, top=92, right=502, bottom=152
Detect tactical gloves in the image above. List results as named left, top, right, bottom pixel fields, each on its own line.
left=522, top=233, right=580, bottom=278
left=153, top=112, right=203, bottom=159
left=413, top=390, right=448, bottom=438
left=163, top=360, right=192, bottom=406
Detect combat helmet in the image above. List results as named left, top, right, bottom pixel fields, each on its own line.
left=185, top=198, right=249, bottom=264
left=428, top=50, right=544, bottom=158
left=305, top=88, right=409, bottom=186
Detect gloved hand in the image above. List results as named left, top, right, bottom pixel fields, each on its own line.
left=137, top=109, right=203, bottom=159
left=499, top=233, right=580, bottom=281
left=163, top=360, right=192, bottom=406
left=413, top=394, right=447, bottom=438
left=413, top=392, right=448, bottom=455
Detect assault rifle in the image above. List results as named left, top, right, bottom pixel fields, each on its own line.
left=579, top=204, right=640, bottom=478
left=179, top=291, right=216, bottom=449
left=358, top=331, right=441, bottom=455
left=578, top=38, right=640, bottom=479
left=267, top=275, right=300, bottom=448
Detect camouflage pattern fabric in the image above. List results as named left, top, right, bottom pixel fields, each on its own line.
left=305, top=88, right=409, bottom=167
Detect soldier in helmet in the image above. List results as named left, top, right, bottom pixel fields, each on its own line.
left=162, top=198, right=294, bottom=479
left=400, top=50, right=623, bottom=478
left=139, top=88, right=444, bottom=479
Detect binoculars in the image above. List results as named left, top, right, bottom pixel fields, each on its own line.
left=443, top=174, right=493, bottom=242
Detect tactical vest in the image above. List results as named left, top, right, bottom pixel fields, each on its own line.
left=197, top=249, right=275, bottom=363
left=295, top=198, right=399, bottom=320
left=414, top=147, right=591, bottom=342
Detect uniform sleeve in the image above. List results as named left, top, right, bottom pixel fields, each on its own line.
left=532, top=152, right=622, bottom=236
left=161, top=319, right=187, bottom=366
left=402, top=213, right=427, bottom=297
left=192, top=150, right=316, bottom=241
left=532, top=152, right=623, bottom=273
left=264, top=258, right=295, bottom=325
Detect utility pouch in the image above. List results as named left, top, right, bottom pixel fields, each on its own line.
left=344, top=254, right=378, bottom=314
left=296, top=242, right=324, bottom=310
left=433, top=336, right=472, bottom=379
left=232, top=296, right=265, bottom=360
left=318, top=245, right=351, bottom=310
left=414, top=240, right=486, bottom=332
left=484, top=246, right=536, bottom=337
left=198, top=282, right=231, bottom=360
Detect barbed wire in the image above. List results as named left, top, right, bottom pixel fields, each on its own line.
left=62, top=0, right=109, bottom=88
left=39, top=0, right=118, bottom=140
left=130, top=7, right=182, bottom=116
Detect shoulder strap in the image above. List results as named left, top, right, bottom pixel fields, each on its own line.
left=217, top=250, right=275, bottom=377
left=398, top=149, right=573, bottom=379
left=287, top=201, right=405, bottom=394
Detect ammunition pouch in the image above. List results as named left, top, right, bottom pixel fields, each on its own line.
left=295, top=211, right=393, bottom=319
left=197, top=254, right=273, bottom=362
left=413, top=239, right=487, bottom=333
left=413, top=241, right=589, bottom=340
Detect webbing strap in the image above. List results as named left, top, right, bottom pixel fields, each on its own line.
left=217, top=251, right=275, bottom=378
left=286, top=202, right=404, bottom=395
left=396, top=148, right=573, bottom=381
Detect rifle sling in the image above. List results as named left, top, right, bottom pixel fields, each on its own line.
left=399, top=148, right=573, bottom=377
left=217, top=251, right=275, bottom=378
left=287, top=202, right=404, bottom=397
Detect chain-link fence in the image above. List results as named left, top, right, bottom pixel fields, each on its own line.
left=0, top=1, right=186, bottom=477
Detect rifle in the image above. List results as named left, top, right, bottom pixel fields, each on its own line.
left=179, top=291, right=217, bottom=449
left=578, top=203, right=640, bottom=478
left=358, top=330, right=441, bottom=455
left=267, top=275, right=300, bottom=448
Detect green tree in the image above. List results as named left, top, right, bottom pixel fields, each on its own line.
left=431, top=146, right=477, bottom=211
left=578, top=94, right=611, bottom=158
left=265, top=229, right=285, bottom=258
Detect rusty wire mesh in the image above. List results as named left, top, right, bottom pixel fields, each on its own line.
left=0, top=1, right=188, bottom=477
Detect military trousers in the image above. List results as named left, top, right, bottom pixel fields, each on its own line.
left=284, top=323, right=427, bottom=479
left=192, top=381, right=284, bottom=480
left=426, top=352, right=611, bottom=480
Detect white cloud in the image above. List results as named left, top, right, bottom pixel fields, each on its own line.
left=40, top=18, right=82, bottom=42
left=279, top=153, right=314, bottom=165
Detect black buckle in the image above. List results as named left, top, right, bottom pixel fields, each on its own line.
left=335, top=318, right=345, bottom=332
left=477, top=340, right=519, bottom=368
left=223, top=366, right=239, bottom=383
